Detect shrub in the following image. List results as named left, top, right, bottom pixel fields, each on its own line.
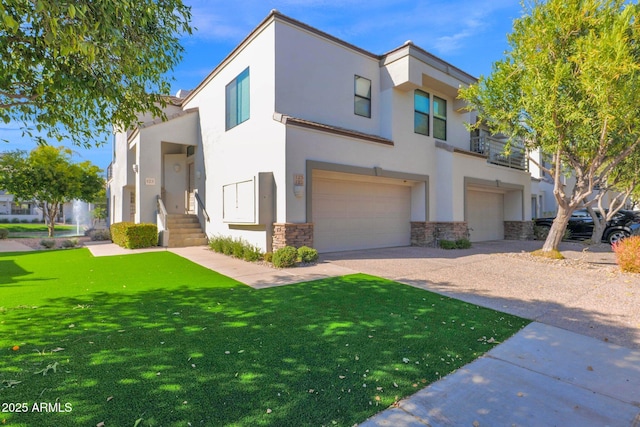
left=242, top=244, right=262, bottom=262
left=31, top=218, right=41, bottom=223
left=0, top=218, right=8, bottom=224
left=272, top=246, right=298, bottom=268
left=439, top=239, right=457, bottom=249
left=297, top=246, right=319, bottom=263
left=439, top=238, right=472, bottom=250
left=40, top=239, right=56, bottom=249
left=613, top=235, right=640, bottom=273
left=86, top=229, right=111, bottom=241
left=11, top=218, right=20, bottom=223
left=0, top=229, right=8, bottom=239
left=455, top=238, right=472, bottom=249
left=263, top=252, right=273, bottom=263
left=111, top=222, right=158, bottom=249
left=20, top=219, right=29, bottom=223
left=61, top=239, right=78, bottom=248
left=208, top=235, right=263, bottom=262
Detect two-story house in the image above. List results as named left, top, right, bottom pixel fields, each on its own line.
left=107, top=11, right=533, bottom=252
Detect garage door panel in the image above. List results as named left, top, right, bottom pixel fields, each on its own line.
left=467, top=190, right=504, bottom=242
left=313, top=177, right=411, bottom=252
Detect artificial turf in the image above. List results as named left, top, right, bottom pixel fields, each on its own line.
left=0, top=224, right=76, bottom=233
left=0, top=249, right=529, bottom=426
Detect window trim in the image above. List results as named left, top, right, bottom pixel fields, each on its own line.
left=225, top=67, right=250, bottom=130
left=414, top=89, right=430, bottom=136
left=354, top=75, right=372, bottom=118
left=433, top=95, right=447, bottom=140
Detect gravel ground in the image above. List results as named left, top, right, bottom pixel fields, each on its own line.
left=7, top=236, right=91, bottom=250
left=321, top=240, right=640, bottom=350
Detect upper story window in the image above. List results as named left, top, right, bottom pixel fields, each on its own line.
left=225, top=67, right=250, bottom=130
left=433, top=96, right=447, bottom=140
left=414, top=90, right=430, bottom=136
left=354, top=75, right=371, bottom=118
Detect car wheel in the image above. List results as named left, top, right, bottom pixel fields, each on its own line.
left=607, top=230, right=629, bottom=245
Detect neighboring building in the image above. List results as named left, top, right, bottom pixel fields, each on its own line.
left=0, top=190, right=41, bottom=222
left=107, top=11, right=533, bottom=252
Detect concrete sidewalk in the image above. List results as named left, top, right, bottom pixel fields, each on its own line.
left=0, top=240, right=35, bottom=252
left=361, top=322, right=640, bottom=427
left=84, top=242, right=356, bottom=288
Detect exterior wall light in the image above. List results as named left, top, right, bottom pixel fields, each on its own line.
left=293, top=174, right=304, bottom=198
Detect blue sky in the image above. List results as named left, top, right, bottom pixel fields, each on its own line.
left=1, top=0, right=522, bottom=171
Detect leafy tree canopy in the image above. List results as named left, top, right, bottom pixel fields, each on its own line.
left=460, top=0, right=640, bottom=251
left=0, top=146, right=104, bottom=236
left=0, top=0, right=192, bottom=147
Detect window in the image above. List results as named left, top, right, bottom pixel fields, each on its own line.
left=433, top=96, right=447, bottom=140
left=225, top=67, right=250, bottom=130
left=414, top=90, right=430, bottom=135
left=354, top=75, right=371, bottom=118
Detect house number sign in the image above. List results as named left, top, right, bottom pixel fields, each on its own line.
left=145, top=178, right=156, bottom=186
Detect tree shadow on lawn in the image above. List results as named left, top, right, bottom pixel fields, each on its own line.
left=0, top=274, right=528, bottom=427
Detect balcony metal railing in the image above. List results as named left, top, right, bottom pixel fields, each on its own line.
left=470, top=136, right=528, bottom=171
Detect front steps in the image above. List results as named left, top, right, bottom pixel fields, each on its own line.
left=165, top=214, right=208, bottom=248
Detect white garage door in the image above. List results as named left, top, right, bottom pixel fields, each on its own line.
left=313, top=177, right=411, bottom=252
left=467, top=190, right=504, bottom=242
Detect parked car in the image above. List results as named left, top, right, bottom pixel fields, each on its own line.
left=534, top=208, right=640, bottom=244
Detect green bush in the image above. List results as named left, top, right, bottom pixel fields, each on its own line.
left=439, top=239, right=457, bottom=249
left=111, top=222, right=158, bottom=249
left=439, top=239, right=472, bottom=250
left=31, top=218, right=41, bottom=223
left=613, top=235, right=640, bottom=273
left=11, top=218, right=20, bottom=223
left=272, top=246, right=298, bottom=268
left=208, top=235, right=263, bottom=262
left=87, top=229, right=111, bottom=241
left=40, top=239, right=56, bottom=249
left=0, top=218, right=8, bottom=223
left=0, top=229, right=9, bottom=239
left=297, top=246, right=319, bottom=263
left=455, top=238, right=472, bottom=249
left=61, top=239, right=78, bottom=248
left=263, top=252, right=273, bottom=263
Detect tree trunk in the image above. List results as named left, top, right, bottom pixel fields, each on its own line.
left=541, top=207, right=572, bottom=252
left=46, top=202, right=60, bottom=238
left=587, top=206, right=606, bottom=243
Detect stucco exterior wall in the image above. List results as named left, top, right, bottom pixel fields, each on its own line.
left=183, top=22, right=283, bottom=251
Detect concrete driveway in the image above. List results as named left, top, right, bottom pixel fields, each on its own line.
left=322, top=240, right=640, bottom=350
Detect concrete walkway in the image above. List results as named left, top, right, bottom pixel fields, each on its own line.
left=0, top=240, right=35, bottom=252
left=361, top=322, right=640, bottom=427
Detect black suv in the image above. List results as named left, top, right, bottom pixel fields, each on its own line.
left=534, top=209, right=640, bottom=244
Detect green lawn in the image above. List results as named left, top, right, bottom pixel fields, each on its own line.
left=0, top=249, right=529, bottom=426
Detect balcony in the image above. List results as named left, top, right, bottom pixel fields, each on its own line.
left=470, top=136, right=528, bottom=171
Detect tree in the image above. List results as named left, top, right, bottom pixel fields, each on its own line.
left=0, top=1, right=192, bottom=147
left=0, top=146, right=104, bottom=237
left=460, top=0, right=640, bottom=253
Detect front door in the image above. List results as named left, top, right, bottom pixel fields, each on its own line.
left=163, top=154, right=187, bottom=214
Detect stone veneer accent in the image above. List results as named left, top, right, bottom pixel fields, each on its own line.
left=272, top=223, right=314, bottom=250
left=411, top=221, right=469, bottom=247
left=504, top=221, right=535, bottom=240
